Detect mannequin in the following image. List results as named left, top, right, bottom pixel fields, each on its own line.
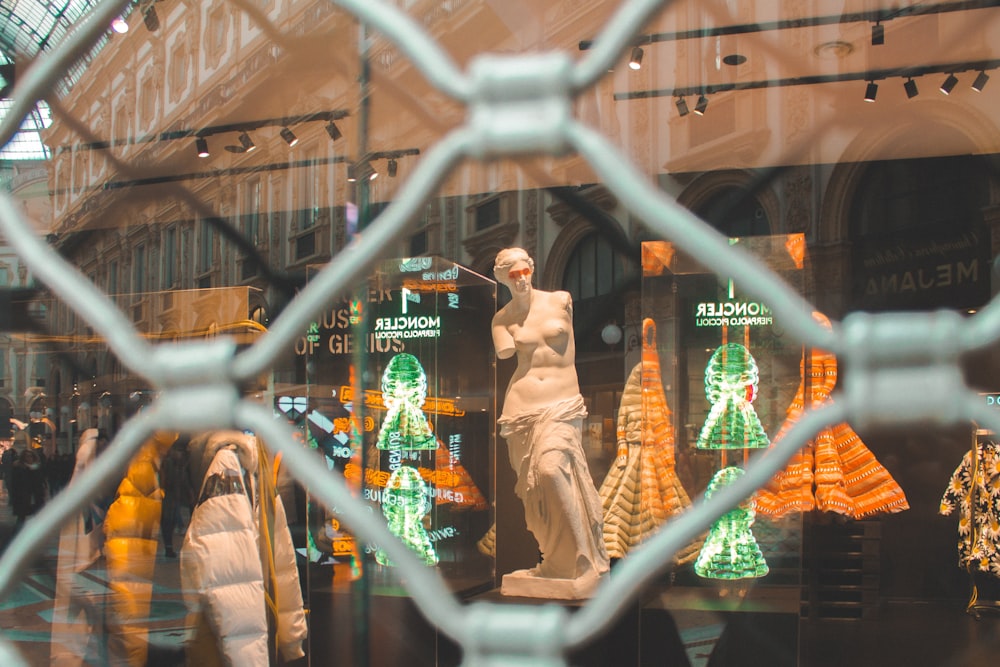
left=492, top=247, right=608, bottom=598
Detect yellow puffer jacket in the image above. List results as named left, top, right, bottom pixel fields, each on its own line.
left=103, top=431, right=177, bottom=666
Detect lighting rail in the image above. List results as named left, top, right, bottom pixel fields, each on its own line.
left=580, top=0, right=1000, bottom=49
left=56, top=109, right=351, bottom=153
left=615, top=58, right=1000, bottom=101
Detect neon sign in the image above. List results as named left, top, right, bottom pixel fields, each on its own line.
left=373, top=314, right=442, bottom=340
left=696, top=343, right=769, bottom=450
left=694, top=301, right=773, bottom=328
left=339, top=386, right=465, bottom=417
left=376, top=353, right=436, bottom=451
left=374, top=465, right=438, bottom=567
left=694, top=466, right=769, bottom=580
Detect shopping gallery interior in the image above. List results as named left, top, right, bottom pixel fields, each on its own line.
left=2, top=1, right=1000, bottom=665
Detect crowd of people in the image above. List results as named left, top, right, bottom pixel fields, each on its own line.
left=1, top=440, right=76, bottom=532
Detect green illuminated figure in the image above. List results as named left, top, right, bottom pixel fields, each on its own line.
left=377, top=353, right=436, bottom=450
left=694, top=466, right=769, bottom=579
left=375, top=465, right=438, bottom=567
left=696, top=343, right=769, bottom=450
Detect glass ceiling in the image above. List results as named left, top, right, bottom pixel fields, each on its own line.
left=0, top=0, right=112, bottom=162
left=0, top=97, right=52, bottom=161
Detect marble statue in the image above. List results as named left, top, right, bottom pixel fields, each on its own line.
left=492, top=247, right=609, bottom=599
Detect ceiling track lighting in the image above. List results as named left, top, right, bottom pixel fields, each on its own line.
left=111, top=16, right=129, bottom=34
left=628, top=46, right=644, bottom=70
left=325, top=121, right=343, bottom=141
left=280, top=127, right=298, bottom=147
left=871, top=22, right=885, bottom=46
left=864, top=81, right=878, bottom=102
left=693, top=94, right=709, bottom=115
left=195, top=137, right=209, bottom=158
left=973, top=70, right=990, bottom=92
left=675, top=97, right=689, bottom=117
left=940, top=73, right=958, bottom=95
left=238, top=131, right=256, bottom=152
left=387, top=158, right=398, bottom=178
left=346, top=164, right=357, bottom=182
left=616, top=59, right=1000, bottom=106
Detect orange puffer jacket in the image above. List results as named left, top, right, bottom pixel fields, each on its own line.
left=103, top=431, right=178, bottom=666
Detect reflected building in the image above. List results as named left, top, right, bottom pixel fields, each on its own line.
left=27, top=1, right=999, bottom=452
left=0, top=2, right=1000, bottom=659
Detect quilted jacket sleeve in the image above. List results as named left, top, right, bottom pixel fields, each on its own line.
left=272, top=494, right=308, bottom=660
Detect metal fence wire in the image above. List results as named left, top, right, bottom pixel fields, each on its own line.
left=2, top=0, right=1000, bottom=665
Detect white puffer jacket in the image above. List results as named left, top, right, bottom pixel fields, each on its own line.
left=180, top=431, right=306, bottom=665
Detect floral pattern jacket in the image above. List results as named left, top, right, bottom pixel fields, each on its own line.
left=940, top=441, right=1000, bottom=578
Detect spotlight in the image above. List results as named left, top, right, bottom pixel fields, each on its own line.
left=111, top=16, right=129, bottom=34
left=694, top=94, right=708, bottom=115
left=939, top=73, right=958, bottom=95
left=387, top=158, right=398, bottom=177
left=864, top=81, right=878, bottom=102
left=238, top=131, right=256, bottom=152
left=369, top=168, right=378, bottom=181
left=325, top=121, right=342, bottom=141
left=628, top=46, right=644, bottom=70
left=143, top=6, right=160, bottom=32
left=347, top=164, right=357, bottom=182
left=904, top=78, right=919, bottom=99
left=280, top=127, right=298, bottom=147
left=195, top=137, right=209, bottom=158
left=871, top=22, right=884, bottom=46
left=973, top=70, right=990, bottom=92
left=675, top=97, right=689, bottom=117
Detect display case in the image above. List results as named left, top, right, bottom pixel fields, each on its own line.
left=636, top=236, right=808, bottom=665
left=275, top=257, right=497, bottom=598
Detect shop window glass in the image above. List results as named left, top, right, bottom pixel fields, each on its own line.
left=199, top=221, right=214, bottom=274
left=164, top=227, right=176, bottom=287
left=6, top=4, right=1000, bottom=667
left=132, top=244, right=146, bottom=293
left=245, top=178, right=262, bottom=245
left=108, top=259, right=118, bottom=295
left=181, top=228, right=192, bottom=287
left=476, top=197, right=499, bottom=231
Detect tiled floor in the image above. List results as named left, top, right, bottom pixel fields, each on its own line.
left=0, top=494, right=189, bottom=666
left=2, top=492, right=1000, bottom=666
left=802, top=604, right=1000, bottom=667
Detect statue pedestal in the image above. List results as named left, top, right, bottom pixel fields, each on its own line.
left=500, top=568, right=604, bottom=600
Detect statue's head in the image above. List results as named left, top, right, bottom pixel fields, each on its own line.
left=494, top=247, right=534, bottom=292
left=494, top=247, right=534, bottom=277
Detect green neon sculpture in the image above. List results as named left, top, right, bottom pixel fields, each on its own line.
left=377, top=353, right=436, bottom=450
left=696, top=342, right=769, bottom=450
left=375, top=465, right=438, bottom=567
left=694, top=466, right=769, bottom=579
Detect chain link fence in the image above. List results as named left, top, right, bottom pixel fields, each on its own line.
left=1, top=0, right=999, bottom=664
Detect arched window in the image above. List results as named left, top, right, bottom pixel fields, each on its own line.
left=849, top=154, right=991, bottom=312
left=695, top=187, right=771, bottom=238
left=562, top=233, right=634, bottom=302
